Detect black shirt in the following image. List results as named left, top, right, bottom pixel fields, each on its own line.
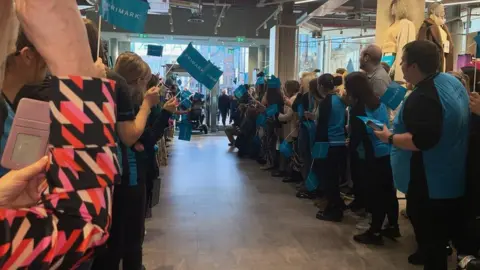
left=402, top=73, right=443, bottom=201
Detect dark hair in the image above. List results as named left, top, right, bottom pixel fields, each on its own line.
left=266, top=87, right=283, bottom=107
left=403, top=40, right=440, bottom=75
left=318, top=73, right=342, bottom=90
left=148, top=74, right=160, bottom=89
left=285, top=80, right=300, bottom=96
left=83, top=18, right=107, bottom=63
left=257, top=71, right=265, bottom=78
left=6, top=28, right=36, bottom=67
left=345, top=72, right=380, bottom=110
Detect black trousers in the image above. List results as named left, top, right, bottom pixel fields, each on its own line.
left=321, top=146, right=347, bottom=208
left=368, top=156, right=399, bottom=233
left=92, top=182, right=146, bottom=270
left=407, top=181, right=474, bottom=270
left=220, top=109, right=228, bottom=126
left=350, top=152, right=368, bottom=210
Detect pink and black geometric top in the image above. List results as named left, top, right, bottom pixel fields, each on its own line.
left=0, top=77, right=120, bottom=269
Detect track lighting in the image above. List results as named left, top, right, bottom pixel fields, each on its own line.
left=170, top=25, right=174, bottom=33
left=264, top=24, right=267, bottom=30
left=169, top=17, right=173, bottom=25
left=256, top=30, right=259, bottom=37
left=215, top=29, right=218, bottom=35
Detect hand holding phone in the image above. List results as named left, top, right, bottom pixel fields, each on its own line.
left=1, top=99, right=50, bottom=170
left=367, top=120, right=383, bottom=131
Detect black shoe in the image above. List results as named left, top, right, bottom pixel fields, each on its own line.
left=282, top=176, right=299, bottom=183
left=408, top=250, right=424, bottom=266
left=256, top=158, right=266, bottom=165
left=353, top=230, right=384, bottom=245
left=271, top=171, right=285, bottom=177
left=296, top=190, right=317, bottom=199
left=316, top=208, right=343, bottom=222
left=381, top=226, right=401, bottom=240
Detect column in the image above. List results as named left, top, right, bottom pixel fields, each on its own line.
left=249, top=47, right=259, bottom=84
left=272, top=2, right=296, bottom=83
left=258, top=45, right=266, bottom=72
left=109, top=38, right=118, bottom=63
left=447, top=6, right=463, bottom=71
left=210, top=83, right=219, bottom=133
left=375, top=0, right=425, bottom=47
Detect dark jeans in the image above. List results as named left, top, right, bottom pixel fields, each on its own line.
left=220, top=109, right=228, bottom=126
left=92, top=183, right=146, bottom=270
left=322, top=146, right=347, bottom=208
left=350, top=152, right=368, bottom=210
left=368, top=155, right=398, bottom=232
left=407, top=180, right=474, bottom=270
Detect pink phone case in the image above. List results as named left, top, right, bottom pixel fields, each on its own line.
left=1, top=98, right=50, bottom=170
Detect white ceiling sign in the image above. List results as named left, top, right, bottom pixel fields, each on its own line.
left=148, top=0, right=170, bottom=14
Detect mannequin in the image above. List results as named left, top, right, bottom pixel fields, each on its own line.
left=381, top=0, right=416, bottom=83
left=418, top=3, right=454, bottom=72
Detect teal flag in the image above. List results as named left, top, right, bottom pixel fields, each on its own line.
left=380, top=82, right=407, bottom=110
left=100, top=0, right=150, bottom=33
left=234, top=85, right=247, bottom=99
left=177, top=43, right=223, bottom=90
left=178, top=122, right=192, bottom=141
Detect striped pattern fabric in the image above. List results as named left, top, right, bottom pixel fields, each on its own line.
left=0, top=77, right=120, bottom=269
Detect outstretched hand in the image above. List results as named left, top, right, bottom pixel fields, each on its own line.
left=0, top=156, right=49, bottom=209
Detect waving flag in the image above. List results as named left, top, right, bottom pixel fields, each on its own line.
left=100, top=0, right=150, bottom=33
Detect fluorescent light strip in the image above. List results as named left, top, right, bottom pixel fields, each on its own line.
left=295, top=0, right=318, bottom=4
left=425, top=0, right=480, bottom=5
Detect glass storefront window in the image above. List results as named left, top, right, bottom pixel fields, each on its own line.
left=131, top=42, right=251, bottom=93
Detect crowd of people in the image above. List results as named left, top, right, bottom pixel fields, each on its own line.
left=0, top=1, right=480, bottom=270
left=227, top=41, right=480, bottom=270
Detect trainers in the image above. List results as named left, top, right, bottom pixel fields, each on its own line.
left=356, top=214, right=371, bottom=230
left=353, top=230, right=384, bottom=245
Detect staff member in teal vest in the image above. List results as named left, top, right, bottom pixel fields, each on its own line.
left=345, top=72, right=399, bottom=245
left=374, top=40, right=473, bottom=269
left=313, top=74, right=346, bottom=222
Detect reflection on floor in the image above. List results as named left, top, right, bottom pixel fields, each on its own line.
left=143, top=136, right=434, bottom=270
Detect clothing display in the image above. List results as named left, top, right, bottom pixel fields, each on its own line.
left=417, top=16, right=454, bottom=72
left=382, top=19, right=416, bottom=83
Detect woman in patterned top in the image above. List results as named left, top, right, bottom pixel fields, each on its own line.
left=0, top=0, right=120, bottom=268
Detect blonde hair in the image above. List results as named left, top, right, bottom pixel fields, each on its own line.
left=300, top=72, right=316, bottom=93
left=0, top=1, right=19, bottom=86
left=389, top=0, right=410, bottom=23
left=114, top=52, right=150, bottom=104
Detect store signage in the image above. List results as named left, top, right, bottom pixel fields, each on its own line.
left=100, top=0, right=150, bottom=33
left=236, top=36, right=246, bottom=42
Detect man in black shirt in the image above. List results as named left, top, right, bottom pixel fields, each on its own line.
left=374, top=40, right=473, bottom=269
left=218, top=89, right=230, bottom=126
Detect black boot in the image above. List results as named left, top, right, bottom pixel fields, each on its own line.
left=381, top=226, right=401, bottom=240
left=354, top=230, right=384, bottom=245
left=316, top=204, right=343, bottom=222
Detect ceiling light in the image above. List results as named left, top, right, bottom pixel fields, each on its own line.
left=295, top=0, right=319, bottom=4
left=350, top=34, right=375, bottom=41
left=425, top=0, right=480, bottom=5
left=169, top=17, right=173, bottom=25
left=170, top=26, right=174, bottom=33
left=215, top=29, right=218, bottom=35
left=168, top=8, right=172, bottom=15
left=274, top=12, right=278, bottom=20
left=256, top=31, right=259, bottom=37
left=264, top=24, right=267, bottom=30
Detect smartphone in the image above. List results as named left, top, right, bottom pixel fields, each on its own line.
left=1, top=98, right=50, bottom=170
left=367, top=120, right=383, bottom=131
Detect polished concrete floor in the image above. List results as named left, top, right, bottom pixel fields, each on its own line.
left=142, top=135, right=447, bottom=270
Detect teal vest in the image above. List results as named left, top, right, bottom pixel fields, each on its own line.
left=391, top=73, right=469, bottom=199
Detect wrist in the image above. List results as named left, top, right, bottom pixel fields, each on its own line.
left=140, top=102, right=152, bottom=113
left=388, top=134, right=395, bottom=145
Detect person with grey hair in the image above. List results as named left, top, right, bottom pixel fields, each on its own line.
left=360, top=44, right=392, bottom=97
